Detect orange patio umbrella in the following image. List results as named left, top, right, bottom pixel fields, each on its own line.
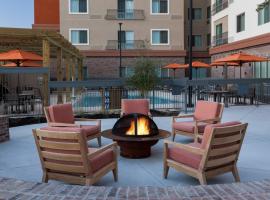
left=162, top=63, right=188, bottom=78
left=213, top=52, right=268, bottom=78
left=181, top=61, right=211, bottom=79
left=0, top=49, right=43, bottom=67
left=210, top=62, right=239, bottom=67
left=2, top=61, right=42, bottom=67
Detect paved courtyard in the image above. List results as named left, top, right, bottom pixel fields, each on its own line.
left=0, top=105, right=270, bottom=187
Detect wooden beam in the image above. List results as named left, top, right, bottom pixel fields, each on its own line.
left=42, top=39, right=50, bottom=106
left=65, top=57, right=72, bottom=102
left=56, top=47, right=63, bottom=104
left=78, top=59, right=83, bottom=81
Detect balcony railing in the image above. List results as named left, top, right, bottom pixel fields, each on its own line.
left=212, top=32, right=228, bottom=47
left=212, top=0, right=228, bottom=15
left=106, top=40, right=146, bottom=50
left=105, top=9, right=145, bottom=20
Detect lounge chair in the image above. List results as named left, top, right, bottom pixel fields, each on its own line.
left=33, top=127, right=118, bottom=185
left=164, top=121, right=248, bottom=185
left=44, top=103, right=101, bottom=146
left=172, top=101, right=224, bottom=141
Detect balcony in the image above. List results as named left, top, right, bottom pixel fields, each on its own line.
left=212, top=0, right=228, bottom=15
left=106, top=40, right=146, bottom=50
left=105, top=9, right=145, bottom=20
left=212, top=32, right=228, bottom=47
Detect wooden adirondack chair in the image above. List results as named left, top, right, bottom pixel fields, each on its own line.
left=164, top=121, right=248, bottom=185
left=44, top=103, right=101, bottom=146
left=33, top=128, right=118, bottom=186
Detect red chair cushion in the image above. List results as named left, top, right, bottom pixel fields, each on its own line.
left=201, top=121, right=242, bottom=149
left=88, top=148, right=114, bottom=173
left=194, top=101, right=220, bottom=121
left=121, top=99, right=150, bottom=115
left=168, top=142, right=202, bottom=169
left=48, top=104, right=74, bottom=124
left=173, top=121, right=207, bottom=133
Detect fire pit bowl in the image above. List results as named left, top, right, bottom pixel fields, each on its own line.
left=102, top=114, right=171, bottom=158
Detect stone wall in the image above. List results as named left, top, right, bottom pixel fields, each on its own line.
left=0, top=116, right=9, bottom=142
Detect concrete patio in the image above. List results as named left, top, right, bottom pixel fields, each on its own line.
left=0, top=105, right=270, bottom=187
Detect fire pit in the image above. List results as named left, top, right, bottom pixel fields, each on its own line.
left=102, top=113, right=170, bottom=158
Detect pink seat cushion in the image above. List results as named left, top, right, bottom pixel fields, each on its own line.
left=168, top=142, right=202, bottom=169
left=194, top=101, right=220, bottom=121
left=122, top=99, right=150, bottom=115
left=88, top=148, right=114, bottom=173
left=201, top=121, right=242, bottom=148
left=173, top=121, right=207, bottom=133
left=48, top=104, right=74, bottom=124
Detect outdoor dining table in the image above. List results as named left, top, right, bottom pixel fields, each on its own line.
left=204, top=90, right=230, bottom=107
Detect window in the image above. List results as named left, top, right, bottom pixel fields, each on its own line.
left=70, top=29, right=89, bottom=45
left=188, top=8, right=202, bottom=20
left=207, top=6, right=211, bottom=19
left=237, top=13, right=245, bottom=32
left=207, top=33, right=211, bottom=46
left=70, top=0, right=88, bottom=14
left=258, top=2, right=270, bottom=25
left=118, top=31, right=135, bottom=49
left=151, top=29, right=169, bottom=45
left=192, top=35, right=202, bottom=47
left=151, top=0, right=169, bottom=14
left=121, top=67, right=134, bottom=78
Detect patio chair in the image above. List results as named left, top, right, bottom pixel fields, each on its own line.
left=33, top=128, right=118, bottom=186
left=164, top=121, right=248, bottom=185
left=172, top=101, right=224, bottom=141
left=44, top=103, right=102, bottom=146
left=121, top=99, right=151, bottom=116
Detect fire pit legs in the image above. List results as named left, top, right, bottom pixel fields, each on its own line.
left=117, top=140, right=158, bottom=158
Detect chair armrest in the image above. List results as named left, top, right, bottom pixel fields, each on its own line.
left=74, top=118, right=101, bottom=126
left=195, top=117, right=221, bottom=124
left=173, top=114, right=194, bottom=122
left=48, top=122, right=80, bottom=128
left=164, top=140, right=205, bottom=155
left=88, top=142, right=117, bottom=159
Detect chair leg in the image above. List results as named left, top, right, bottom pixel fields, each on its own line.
left=198, top=173, right=207, bottom=185
left=85, top=178, right=92, bottom=186
left=97, top=136, right=102, bottom=147
left=163, top=164, right=169, bottom=179
left=232, top=165, right=240, bottom=182
left=42, top=172, right=48, bottom=183
left=172, top=131, right=176, bottom=141
left=112, top=168, right=118, bottom=182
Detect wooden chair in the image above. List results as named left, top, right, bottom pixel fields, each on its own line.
left=44, top=103, right=102, bottom=147
left=121, top=99, right=151, bottom=117
left=33, top=128, right=118, bottom=186
left=164, top=121, right=248, bottom=185
left=172, top=101, right=224, bottom=141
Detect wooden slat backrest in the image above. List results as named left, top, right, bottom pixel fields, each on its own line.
left=33, top=129, right=91, bottom=176
left=199, top=123, right=248, bottom=171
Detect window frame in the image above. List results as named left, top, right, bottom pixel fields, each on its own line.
left=150, top=29, right=170, bottom=45
left=258, top=2, right=270, bottom=25
left=236, top=12, right=245, bottom=33
left=69, top=0, right=89, bottom=14
left=150, top=0, right=170, bottom=15
left=69, top=28, right=90, bottom=46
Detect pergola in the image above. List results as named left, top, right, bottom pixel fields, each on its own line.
left=0, top=27, right=83, bottom=106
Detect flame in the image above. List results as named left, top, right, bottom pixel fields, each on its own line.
left=126, top=117, right=150, bottom=136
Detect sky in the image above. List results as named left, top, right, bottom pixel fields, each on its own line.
left=0, top=0, right=34, bottom=28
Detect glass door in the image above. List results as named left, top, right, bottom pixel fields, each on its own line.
left=125, top=31, right=134, bottom=49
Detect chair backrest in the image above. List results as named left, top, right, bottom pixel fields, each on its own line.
left=33, top=128, right=92, bottom=177
left=199, top=122, right=248, bottom=172
left=121, top=99, right=150, bottom=116
left=194, top=101, right=224, bottom=121
left=44, top=104, right=75, bottom=124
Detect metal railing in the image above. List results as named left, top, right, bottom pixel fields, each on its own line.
left=212, top=0, right=229, bottom=15
left=106, top=40, right=146, bottom=50
left=105, top=9, right=145, bottom=20
left=212, top=32, right=228, bottom=47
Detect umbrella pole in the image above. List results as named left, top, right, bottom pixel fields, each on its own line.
left=173, top=69, right=176, bottom=79
left=240, top=66, right=242, bottom=79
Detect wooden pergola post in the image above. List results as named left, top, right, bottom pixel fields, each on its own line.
left=65, top=57, right=72, bottom=102
left=56, top=47, right=63, bottom=104
left=42, top=39, right=50, bottom=106
left=78, top=58, right=83, bottom=81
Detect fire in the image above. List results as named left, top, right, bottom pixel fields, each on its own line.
left=126, top=117, right=150, bottom=136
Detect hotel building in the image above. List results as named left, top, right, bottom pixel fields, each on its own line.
left=210, top=0, right=270, bottom=78
left=33, top=0, right=211, bottom=79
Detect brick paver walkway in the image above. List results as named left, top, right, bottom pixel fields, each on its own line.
left=0, top=177, right=270, bottom=200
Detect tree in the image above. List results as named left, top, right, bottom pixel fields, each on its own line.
left=127, top=58, right=160, bottom=98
